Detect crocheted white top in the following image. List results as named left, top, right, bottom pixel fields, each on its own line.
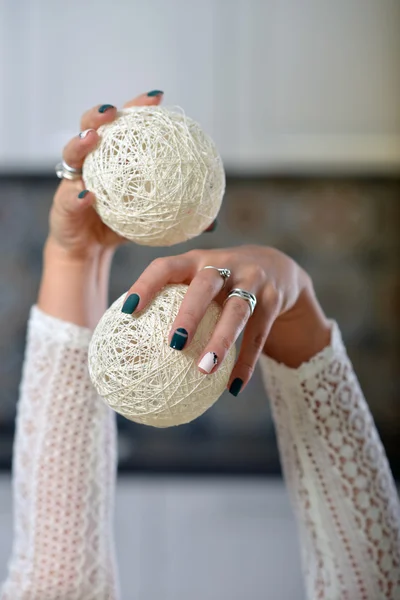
left=1, top=307, right=399, bottom=599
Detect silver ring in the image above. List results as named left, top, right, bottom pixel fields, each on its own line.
left=225, top=288, right=257, bottom=316
left=203, top=265, right=231, bottom=289
left=55, top=160, right=83, bottom=181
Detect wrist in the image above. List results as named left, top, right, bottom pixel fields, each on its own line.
left=263, top=281, right=331, bottom=368
left=44, top=235, right=107, bottom=265
left=44, top=236, right=116, bottom=294
left=39, top=237, right=115, bottom=329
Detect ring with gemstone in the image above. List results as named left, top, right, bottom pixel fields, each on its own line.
left=55, top=160, right=83, bottom=181
left=202, top=265, right=231, bottom=289
left=224, top=288, right=257, bottom=316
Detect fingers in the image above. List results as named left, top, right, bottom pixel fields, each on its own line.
left=79, top=90, right=163, bottom=132
left=228, top=284, right=280, bottom=396
left=54, top=182, right=95, bottom=215
left=168, top=268, right=228, bottom=350
left=63, top=91, right=164, bottom=170
left=197, top=285, right=257, bottom=375
left=62, top=128, right=99, bottom=170
left=123, top=90, right=164, bottom=108
left=227, top=314, right=270, bottom=396
left=121, top=255, right=195, bottom=315
left=80, top=103, right=118, bottom=133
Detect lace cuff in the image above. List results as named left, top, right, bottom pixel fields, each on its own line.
left=29, top=305, right=93, bottom=348
left=259, top=320, right=343, bottom=386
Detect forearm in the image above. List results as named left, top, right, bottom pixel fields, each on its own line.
left=260, top=324, right=400, bottom=598
left=1, top=306, right=119, bottom=599
left=38, top=236, right=115, bottom=329
left=1, top=241, right=119, bottom=599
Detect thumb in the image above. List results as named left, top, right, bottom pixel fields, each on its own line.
left=56, top=181, right=95, bottom=214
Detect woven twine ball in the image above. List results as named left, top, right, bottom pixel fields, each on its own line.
left=82, top=106, right=225, bottom=246
left=88, top=284, right=236, bottom=427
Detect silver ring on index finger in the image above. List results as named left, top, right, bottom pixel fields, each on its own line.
left=202, top=266, right=231, bottom=289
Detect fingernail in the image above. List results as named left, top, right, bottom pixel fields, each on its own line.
left=98, top=104, right=115, bottom=113
left=198, top=352, right=218, bottom=374
left=170, top=328, right=188, bottom=351
left=121, top=293, right=140, bottom=314
left=147, top=90, right=164, bottom=97
left=79, top=128, right=95, bottom=139
left=205, top=219, right=218, bottom=233
left=229, top=378, right=243, bottom=397
left=78, top=190, right=89, bottom=199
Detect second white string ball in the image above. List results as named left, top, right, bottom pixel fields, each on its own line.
left=82, top=106, right=226, bottom=246
left=88, top=284, right=236, bottom=427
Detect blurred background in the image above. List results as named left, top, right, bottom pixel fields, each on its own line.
left=0, top=1, right=399, bottom=598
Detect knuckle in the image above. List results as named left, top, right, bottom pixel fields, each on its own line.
left=179, top=308, right=198, bottom=330
left=203, top=280, right=216, bottom=297
left=186, top=248, right=202, bottom=263
left=230, top=299, right=250, bottom=322
left=264, top=283, right=279, bottom=310
left=150, top=256, right=167, bottom=270
left=236, top=359, right=255, bottom=378
left=220, top=335, right=233, bottom=353
left=247, top=263, right=265, bottom=283
left=134, top=278, right=149, bottom=293
left=252, top=332, right=265, bottom=354
left=197, top=274, right=215, bottom=296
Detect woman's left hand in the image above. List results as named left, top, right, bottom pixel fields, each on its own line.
left=121, top=245, right=331, bottom=395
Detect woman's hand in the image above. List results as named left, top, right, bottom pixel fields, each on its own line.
left=47, top=91, right=164, bottom=260
left=38, top=90, right=164, bottom=328
left=121, top=245, right=331, bottom=395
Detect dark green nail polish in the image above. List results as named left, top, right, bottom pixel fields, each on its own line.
left=121, top=293, right=140, bottom=314
left=78, top=190, right=89, bottom=199
left=170, top=328, right=188, bottom=351
left=229, top=378, right=243, bottom=397
left=147, top=90, right=164, bottom=97
left=205, top=219, right=218, bottom=233
left=98, top=104, right=115, bottom=113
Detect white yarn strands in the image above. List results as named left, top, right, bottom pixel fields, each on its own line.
left=82, top=106, right=226, bottom=246
left=88, top=285, right=236, bottom=427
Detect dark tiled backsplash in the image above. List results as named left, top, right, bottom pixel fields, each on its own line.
left=0, top=176, right=399, bottom=474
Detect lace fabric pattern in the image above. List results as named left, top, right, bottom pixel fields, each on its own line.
left=0, top=307, right=118, bottom=600
left=2, top=308, right=400, bottom=599
left=260, top=322, right=400, bottom=599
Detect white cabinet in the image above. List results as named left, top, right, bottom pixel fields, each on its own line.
left=0, top=0, right=399, bottom=173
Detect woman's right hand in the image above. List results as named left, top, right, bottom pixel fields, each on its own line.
left=47, top=90, right=164, bottom=260
left=38, top=91, right=164, bottom=327
left=122, top=245, right=331, bottom=394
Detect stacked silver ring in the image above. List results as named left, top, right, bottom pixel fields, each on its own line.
left=203, top=265, right=231, bottom=289
left=225, top=288, right=257, bottom=316
left=55, top=160, right=83, bottom=181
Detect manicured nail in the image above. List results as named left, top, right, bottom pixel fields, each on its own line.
left=121, top=293, right=140, bottom=314
left=79, top=128, right=95, bottom=139
left=170, top=328, right=188, bottom=351
left=205, top=219, right=218, bottom=233
left=78, top=190, right=89, bottom=199
left=147, top=90, right=164, bottom=97
left=229, top=378, right=243, bottom=397
left=198, top=352, right=218, bottom=374
left=98, top=104, right=115, bottom=113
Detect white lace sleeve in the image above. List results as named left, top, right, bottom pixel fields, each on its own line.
left=259, top=322, right=400, bottom=600
left=0, top=307, right=118, bottom=600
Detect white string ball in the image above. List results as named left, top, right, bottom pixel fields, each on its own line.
left=82, top=106, right=225, bottom=246
left=88, top=284, right=236, bottom=427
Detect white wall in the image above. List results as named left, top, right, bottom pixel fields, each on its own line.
left=0, top=0, right=399, bottom=174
